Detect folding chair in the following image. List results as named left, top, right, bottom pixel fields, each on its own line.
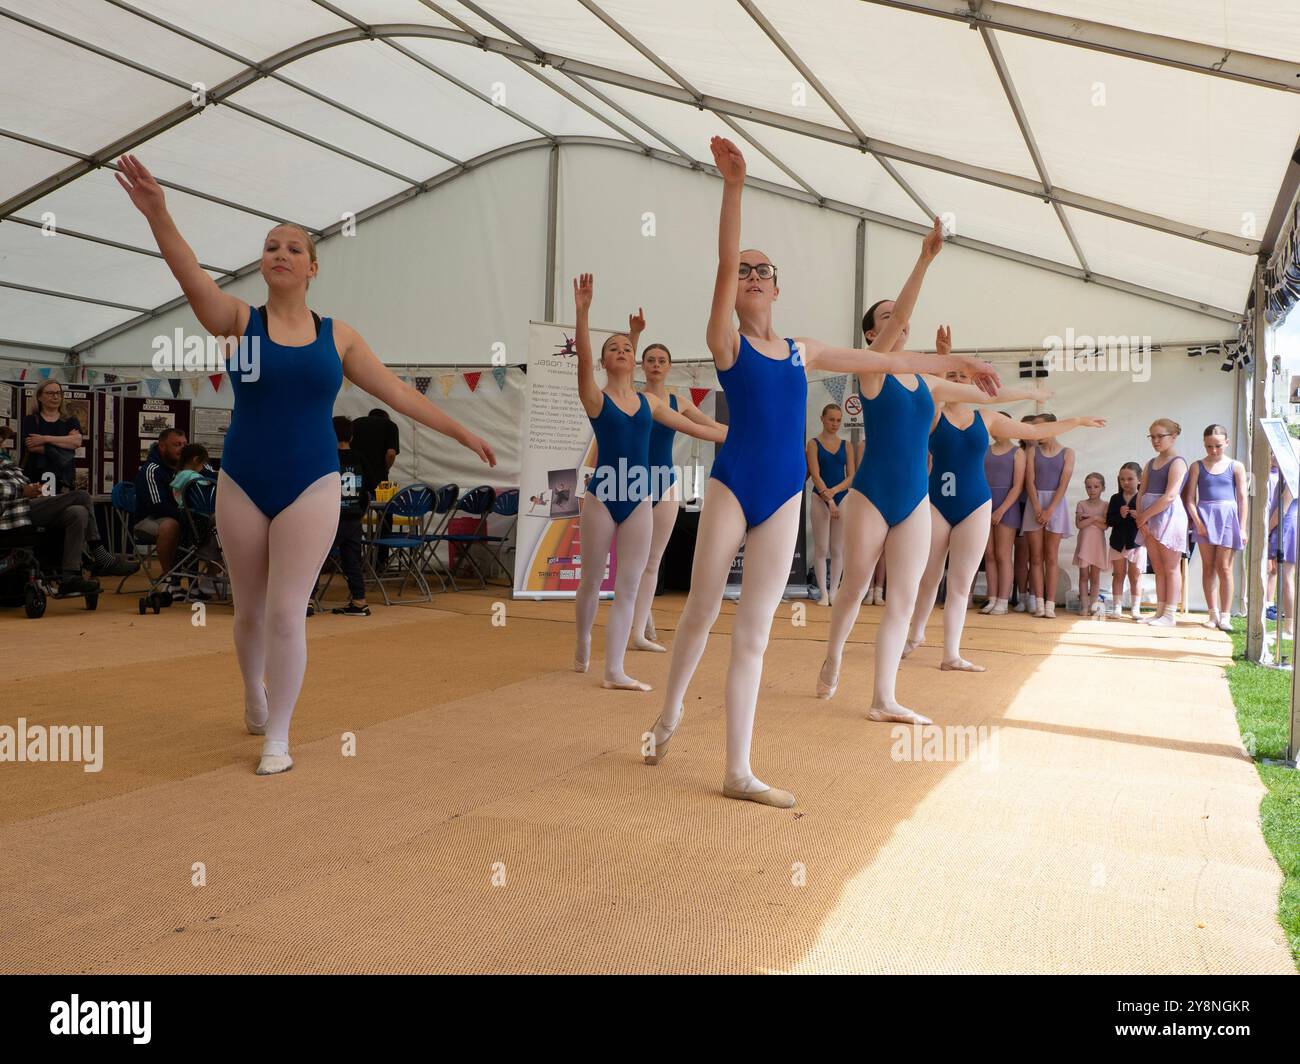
left=412, top=483, right=460, bottom=592
left=481, top=488, right=518, bottom=585
left=425, top=486, right=497, bottom=591
left=111, top=481, right=157, bottom=592
left=366, top=484, right=437, bottom=606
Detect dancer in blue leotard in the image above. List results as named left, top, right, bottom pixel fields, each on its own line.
left=905, top=339, right=1104, bottom=673
left=117, top=154, right=495, bottom=775
left=642, top=138, right=1001, bottom=808
left=629, top=339, right=725, bottom=652
left=807, top=404, right=856, bottom=606
left=817, top=229, right=1021, bottom=725
left=572, top=280, right=724, bottom=690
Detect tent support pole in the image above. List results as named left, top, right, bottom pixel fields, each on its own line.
left=544, top=144, right=559, bottom=323
left=1246, top=266, right=1271, bottom=663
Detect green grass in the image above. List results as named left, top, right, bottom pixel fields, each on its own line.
left=1224, top=618, right=1300, bottom=970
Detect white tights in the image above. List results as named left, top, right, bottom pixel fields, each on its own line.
left=655, top=484, right=800, bottom=788
left=809, top=494, right=845, bottom=604
left=908, top=501, right=992, bottom=667
left=822, top=492, right=931, bottom=714
left=574, top=495, right=654, bottom=685
left=630, top=483, right=680, bottom=646
left=216, top=470, right=340, bottom=756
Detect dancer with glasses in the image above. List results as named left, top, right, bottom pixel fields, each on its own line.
left=1134, top=418, right=1188, bottom=627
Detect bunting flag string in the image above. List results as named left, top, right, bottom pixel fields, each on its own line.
left=823, top=375, right=847, bottom=406
left=491, top=366, right=507, bottom=391
left=690, top=387, right=710, bottom=407
left=463, top=371, right=481, bottom=393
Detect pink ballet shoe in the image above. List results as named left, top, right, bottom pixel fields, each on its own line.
left=245, top=683, right=268, bottom=736
left=603, top=676, right=652, bottom=692
left=868, top=705, right=933, bottom=726
left=816, top=660, right=838, bottom=700
left=940, top=658, right=986, bottom=673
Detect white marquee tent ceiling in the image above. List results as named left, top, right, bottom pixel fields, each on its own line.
left=2, top=0, right=1299, bottom=355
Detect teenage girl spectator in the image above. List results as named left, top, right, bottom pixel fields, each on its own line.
left=807, top=403, right=856, bottom=606
left=1183, top=424, right=1246, bottom=631
left=1020, top=414, right=1074, bottom=618
left=1134, top=418, right=1189, bottom=627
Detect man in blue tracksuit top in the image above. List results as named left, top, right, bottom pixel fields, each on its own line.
left=134, top=427, right=187, bottom=585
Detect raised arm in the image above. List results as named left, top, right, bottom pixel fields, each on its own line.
left=706, top=137, right=744, bottom=367
left=572, top=274, right=605, bottom=417
left=628, top=308, right=645, bottom=355
left=336, top=322, right=495, bottom=467
left=646, top=393, right=725, bottom=444
left=868, top=218, right=944, bottom=353
left=115, top=155, right=245, bottom=339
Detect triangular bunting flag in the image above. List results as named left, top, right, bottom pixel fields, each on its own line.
left=104, top=373, right=118, bottom=384
left=39, top=367, right=51, bottom=379
left=492, top=366, right=507, bottom=391
left=690, top=387, right=710, bottom=407
left=18, top=368, right=27, bottom=380
left=87, top=370, right=100, bottom=385
left=520, top=364, right=528, bottom=375
left=463, top=371, right=481, bottom=393
left=209, top=373, right=224, bottom=394
left=439, top=373, right=455, bottom=398
left=823, top=375, right=846, bottom=406
left=167, top=378, right=181, bottom=398
left=145, top=378, right=161, bottom=397
left=414, top=376, right=431, bottom=395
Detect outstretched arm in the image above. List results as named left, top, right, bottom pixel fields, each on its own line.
left=868, top=218, right=944, bottom=353
left=985, top=411, right=1105, bottom=441
left=337, top=323, right=495, bottom=467
left=646, top=393, right=726, bottom=444
left=801, top=340, right=1000, bottom=396
left=115, top=155, right=245, bottom=339
left=706, top=136, right=744, bottom=368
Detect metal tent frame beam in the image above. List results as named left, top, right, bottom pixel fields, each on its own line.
left=61, top=137, right=1238, bottom=364
left=0, top=19, right=1258, bottom=256
left=858, top=0, right=1300, bottom=94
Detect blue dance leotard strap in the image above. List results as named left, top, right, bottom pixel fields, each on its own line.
left=927, top=411, right=992, bottom=526
left=222, top=306, right=343, bottom=520
left=587, top=392, right=652, bottom=524
left=850, top=374, right=934, bottom=526
left=709, top=335, right=808, bottom=528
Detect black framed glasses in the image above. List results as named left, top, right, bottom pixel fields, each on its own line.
left=738, top=263, right=777, bottom=281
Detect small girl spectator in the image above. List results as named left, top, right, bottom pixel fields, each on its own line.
left=1072, top=472, right=1108, bottom=615
left=1107, top=462, right=1146, bottom=620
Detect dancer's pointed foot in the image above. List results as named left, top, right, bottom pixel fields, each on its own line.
left=940, top=657, right=986, bottom=673
left=644, top=618, right=658, bottom=642
left=722, top=775, right=795, bottom=808
left=245, top=683, right=268, bottom=736
left=628, top=635, right=666, bottom=652
left=643, top=714, right=677, bottom=765
left=868, top=704, right=933, bottom=726
left=816, top=658, right=839, bottom=700
left=901, top=636, right=924, bottom=659
left=603, top=673, right=652, bottom=692
left=255, top=740, right=293, bottom=776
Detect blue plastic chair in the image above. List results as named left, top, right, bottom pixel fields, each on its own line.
left=367, top=483, right=437, bottom=605
left=425, top=486, right=498, bottom=591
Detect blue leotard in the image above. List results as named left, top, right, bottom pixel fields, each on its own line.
left=648, top=393, right=677, bottom=504
left=587, top=392, right=652, bottom=524
left=850, top=374, right=934, bottom=526
left=710, top=335, right=807, bottom=527
left=927, top=410, right=992, bottom=526
left=814, top=438, right=848, bottom=505
left=223, top=306, right=343, bottom=520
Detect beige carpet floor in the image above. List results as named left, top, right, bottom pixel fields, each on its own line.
left=0, top=580, right=1291, bottom=973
